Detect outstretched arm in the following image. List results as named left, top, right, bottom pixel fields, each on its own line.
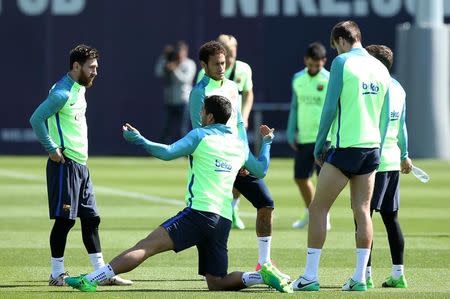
left=244, top=125, right=274, bottom=178
left=122, top=123, right=199, bottom=160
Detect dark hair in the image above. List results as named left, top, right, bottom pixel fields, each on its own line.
left=199, top=41, right=227, bottom=64
left=305, top=42, right=327, bottom=60
left=69, top=44, right=99, bottom=70
left=330, top=20, right=361, bottom=48
left=365, top=44, right=393, bottom=70
left=204, top=95, right=232, bottom=125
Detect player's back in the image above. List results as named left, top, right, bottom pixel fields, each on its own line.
left=329, top=48, right=390, bottom=149
left=185, top=124, right=246, bottom=220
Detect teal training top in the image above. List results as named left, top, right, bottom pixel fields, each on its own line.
left=189, top=75, right=248, bottom=143
left=378, top=77, right=409, bottom=172
left=30, top=74, right=89, bottom=165
left=314, top=47, right=391, bottom=158
left=123, top=124, right=272, bottom=220
left=286, top=68, right=330, bottom=144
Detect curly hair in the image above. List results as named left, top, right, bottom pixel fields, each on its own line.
left=365, top=44, right=393, bottom=71
left=69, top=44, right=99, bottom=70
left=198, top=41, right=227, bottom=64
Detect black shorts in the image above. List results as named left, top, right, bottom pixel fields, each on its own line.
left=46, top=158, right=98, bottom=220
left=371, top=171, right=400, bottom=212
left=294, top=143, right=320, bottom=179
left=161, top=207, right=231, bottom=277
left=233, top=175, right=274, bottom=209
left=325, top=147, right=380, bottom=178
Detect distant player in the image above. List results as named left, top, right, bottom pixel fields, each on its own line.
left=197, top=34, right=254, bottom=229
left=362, top=44, right=412, bottom=289
left=29, top=45, right=132, bottom=286
left=291, top=21, right=391, bottom=292
left=190, top=41, right=286, bottom=275
left=65, top=95, right=292, bottom=293
left=286, top=42, right=331, bottom=230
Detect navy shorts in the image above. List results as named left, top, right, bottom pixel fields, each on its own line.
left=46, top=158, right=98, bottom=220
left=233, top=175, right=274, bottom=209
left=294, top=143, right=320, bottom=179
left=161, top=207, right=231, bottom=277
left=371, top=171, right=400, bottom=212
left=325, top=147, right=380, bottom=178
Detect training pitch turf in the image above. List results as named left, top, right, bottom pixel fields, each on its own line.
left=0, top=156, right=449, bottom=298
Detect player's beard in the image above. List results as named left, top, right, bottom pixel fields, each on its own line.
left=78, top=70, right=95, bottom=87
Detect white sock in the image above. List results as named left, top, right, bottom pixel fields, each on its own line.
left=352, top=248, right=371, bottom=283
left=303, top=248, right=321, bottom=281
left=232, top=198, right=240, bottom=208
left=257, top=236, right=271, bottom=264
left=242, top=271, right=263, bottom=287
left=392, top=264, right=404, bottom=279
left=85, top=264, right=115, bottom=284
left=89, top=252, right=106, bottom=270
left=366, top=266, right=372, bottom=278
left=51, top=257, right=65, bottom=278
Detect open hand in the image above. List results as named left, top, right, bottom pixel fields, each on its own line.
left=260, top=125, right=275, bottom=140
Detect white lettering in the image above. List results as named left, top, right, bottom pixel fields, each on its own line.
left=353, top=0, right=369, bottom=16
left=221, top=0, right=258, bottom=17
left=264, top=0, right=279, bottom=16
left=283, top=0, right=318, bottom=17
left=52, top=0, right=85, bottom=15
left=320, top=0, right=351, bottom=16
left=371, top=0, right=402, bottom=17
left=17, top=0, right=48, bottom=16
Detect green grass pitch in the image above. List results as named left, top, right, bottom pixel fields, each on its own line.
left=0, top=156, right=449, bottom=298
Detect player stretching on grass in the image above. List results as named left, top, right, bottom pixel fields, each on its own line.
left=361, top=44, right=412, bottom=289
left=65, top=95, right=292, bottom=293
left=291, top=21, right=391, bottom=292
left=29, top=44, right=132, bottom=287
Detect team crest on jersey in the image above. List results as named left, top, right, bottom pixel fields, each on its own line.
left=236, top=77, right=242, bottom=83
left=317, top=84, right=324, bottom=91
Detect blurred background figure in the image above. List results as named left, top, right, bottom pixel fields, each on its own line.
left=155, top=41, right=196, bottom=143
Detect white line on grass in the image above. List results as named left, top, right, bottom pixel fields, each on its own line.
left=0, top=168, right=255, bottom=217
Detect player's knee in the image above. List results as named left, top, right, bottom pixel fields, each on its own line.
left=205, top=276, right=223, bottom=291
left=54, top=218, right=76, bottom=232
left=80, top=216, right=101, bottom=230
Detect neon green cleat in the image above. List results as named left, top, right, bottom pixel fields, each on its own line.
left=260, top=262, right=293, bottom=293
left=231, top=204, right=245, bottom=229
left=342, top=278, right=367, bottom=291
left=366, top=276, right=374, bottom=289
left=382, top=275, right=408, bottom=288
left=65, top=274, right=97, bottom=292
left=291, top=276, right=320, bottom=291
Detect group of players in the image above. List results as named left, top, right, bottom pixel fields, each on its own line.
left=29, top=19, right=413, bottom=293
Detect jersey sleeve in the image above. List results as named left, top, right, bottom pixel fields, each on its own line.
left=314, top=56, right=345, bottom=158
left=379, top=90, right=390, bottom=153
left=286, top=87, right=298, bottom=145
left=189, top=87, right=205, bottom=129
left=196, top=68, right=205, bottom=84
left=397, top=101, right=409, bottom=160
left=235, top=88, right=248, bottom=144
left=243, top=135, right=273, bottom=178
left=242, top=63, right=253, bottom=92
left=29, top=90, right=69, bottom=154
left=123, top=128, right=201, bottom=160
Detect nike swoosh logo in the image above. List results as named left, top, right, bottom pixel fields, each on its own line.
left=70, top=103, right=75, bottom=106
left=296, top=280, right=316, bottom=289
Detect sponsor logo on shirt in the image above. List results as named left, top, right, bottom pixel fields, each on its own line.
left=362, top=82, right=380, bottom=95
left=215, top=159, right=232, bottom=172
left=390, top=111, right=400, bottom=121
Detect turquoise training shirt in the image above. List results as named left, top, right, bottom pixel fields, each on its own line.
left=314, top=47, right=391, bottom=158
left=123, top=124, right=272, bottom=220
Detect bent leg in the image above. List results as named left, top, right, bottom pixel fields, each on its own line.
left=308, top=163, right=348, bottom=248
left=205, top=272, right=246, bottom=291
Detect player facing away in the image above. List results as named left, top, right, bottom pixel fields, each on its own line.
left=196, top=34, right=254, bottom=229
left=291, top=21, right=391, bottom=292
left=29, top=45, right=132, bottom=286
left=64, top=95, right=292, bottom=293
left=190, top=41, right=287, bottom=275
left=286, top=42, right=331, bottom=230
left=361, top=44, right=412, bottom=289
